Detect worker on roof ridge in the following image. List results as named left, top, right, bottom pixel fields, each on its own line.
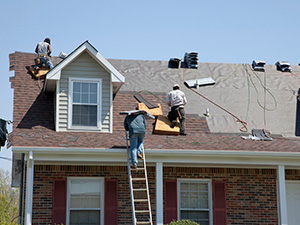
left=124, top=112, right=146, bottom=169
left=166, top=84, right=187, bottom=135
left=34, top=38, right=54, bottom=71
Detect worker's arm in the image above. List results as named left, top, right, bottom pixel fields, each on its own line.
left=124, top=117, right=129, bottom=131
left=166, top=93, right=171, bottom=106
left=47, top=45, right=52, bottom=56
left=35, top=45, right=38, bottom=54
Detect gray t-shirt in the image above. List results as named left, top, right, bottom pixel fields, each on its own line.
left=124, top=114, right=146, bottom=136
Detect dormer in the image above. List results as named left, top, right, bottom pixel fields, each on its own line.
left=44, top=41, right=125, bottom=133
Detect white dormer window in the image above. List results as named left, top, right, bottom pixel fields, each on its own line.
left=68, top=77, right=102, bottom=130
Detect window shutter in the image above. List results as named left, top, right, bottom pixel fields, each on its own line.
left=105, top=179, right=118, bottom=225
left=52, top=179, right=67, bottom=225
left=164, top=180, right=177, bottom=224
left=213, top=181, right=227, bottom=225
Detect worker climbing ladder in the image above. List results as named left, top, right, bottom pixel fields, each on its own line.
left=125, top=131, right=153, bottom=225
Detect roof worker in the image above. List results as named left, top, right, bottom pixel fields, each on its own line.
left=124, top=112, right=146, bottom=169
left=166, top=84, right=187, bottom=135
left=34, top=38, right=54, bottom=71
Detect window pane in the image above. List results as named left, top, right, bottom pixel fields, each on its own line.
left=82, top=93, right=89, bottom=103
left=73, top=93, right=80, bottom=103
left=90, top=83, right=97, bottom=93
left=74, top=82, right=81, bottom=92
left=82, top=83, right=89, bottom=92
left=70, top=180, right=101, bottom=208
left=70, top=210, right=100, bottom=225
left=180, top=183, right=209, bottom=209
left=181, top=210, right=209, bottom=221
left=72, top=105, right=97, bottom=127
left=90, top=93, right=97, bottom=104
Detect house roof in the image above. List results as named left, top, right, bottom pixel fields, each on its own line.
left=8, top=51, right=300, bottom=154
left=43, top=41, right=125, bottom=94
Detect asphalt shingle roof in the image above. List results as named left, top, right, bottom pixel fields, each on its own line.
left=9, top=51, right=300, bottom=152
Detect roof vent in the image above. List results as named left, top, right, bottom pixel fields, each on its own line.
left=252, top=60, right=265, bottom=71
left=184, top=52, right=198, bottom=69
left=275, top=61, right=292, bottom=72
left=168, top=58, right=181, bottom=68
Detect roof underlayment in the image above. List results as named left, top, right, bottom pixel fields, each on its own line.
left=108, top=59, right=300, bottom=137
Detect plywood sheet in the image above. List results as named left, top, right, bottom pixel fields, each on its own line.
left=154, top=115, right=180, bottom=135
left=138, top=103, right=163, bottom=117
left=28, top=66, right=49, bottom=79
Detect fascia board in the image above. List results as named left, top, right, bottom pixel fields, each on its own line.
left=11, top=146, right=300, bottom=167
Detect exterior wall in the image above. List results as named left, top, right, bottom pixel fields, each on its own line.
left=28, top=165, right=156, bottom=225
left=25, top=166, right=300, bottom=225
left=164, top=167, right=278, bottom=225
left=57, top=51, right=111, bottom=132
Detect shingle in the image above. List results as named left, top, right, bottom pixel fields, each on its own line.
left=9, top=52, right=300, bottom=152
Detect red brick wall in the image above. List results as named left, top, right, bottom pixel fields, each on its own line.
left=164, top=167, right=278, bottom=225
left=29, top=165, right=156, bottom=225
left=25, top=166, right=283, bottom=225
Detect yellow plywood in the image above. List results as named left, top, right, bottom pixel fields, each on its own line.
left=28, top=66, right=49, bottom=79
left=154, top=115, right=180, bottom=135
left=138, top=103, right=163, bottom=117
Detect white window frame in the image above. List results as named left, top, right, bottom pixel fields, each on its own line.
left=68, top=77, right=102, bottom=130
left=177, top=179, right=213, bottom=225
left=66, top=177, right=105, bottom=225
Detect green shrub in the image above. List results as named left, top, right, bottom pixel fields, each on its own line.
left=166, top=220, right=200, bottom=225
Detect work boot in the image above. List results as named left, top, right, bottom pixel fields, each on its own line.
left=132, top=164, right=137, bottom=169
left=35, top=66, right=40, bottom=74
left=170, top=121, right=176, bottom=128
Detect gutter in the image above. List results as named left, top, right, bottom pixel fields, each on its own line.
left=11, top=146, right=300, bottom=168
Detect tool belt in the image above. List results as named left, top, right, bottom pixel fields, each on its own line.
left=34, top=55, right=48, bottom=66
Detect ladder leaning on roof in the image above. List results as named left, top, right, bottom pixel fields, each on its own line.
left=125, top=131, right=153, bottom=225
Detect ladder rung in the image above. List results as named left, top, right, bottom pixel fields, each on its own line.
left=132, top=178, right=146, bottom=181
left=134, top=199, right=148, bottom=202
left=132, top=167, right=145, bottom=171
left=135, top=210, right=150, bottom=213
left=136, top=221, right=151, bottom=224
left=133, top=188, right=147, bottom=192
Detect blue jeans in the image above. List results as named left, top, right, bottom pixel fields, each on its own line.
left=129, top=133, right=145, bottom=166
left=34, top=57, right=54, bottom=69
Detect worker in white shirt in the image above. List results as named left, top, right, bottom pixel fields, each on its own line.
left=166, top=84, right=187, bottom=135
left=34, top=38, right=53, bottom=70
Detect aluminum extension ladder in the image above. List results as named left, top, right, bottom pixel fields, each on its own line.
left=125, top=131, right=153, bottom=225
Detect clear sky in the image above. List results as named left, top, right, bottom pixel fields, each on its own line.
left=1, top=0, right=300, bottom=172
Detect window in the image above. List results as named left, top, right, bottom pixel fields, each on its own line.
left=67, top=178, right=104, bottom=225
left=69, top=78, right=102, bottom=130
left=178, top=179, right=212, bottom=225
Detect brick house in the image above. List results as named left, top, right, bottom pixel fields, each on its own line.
left=9, top=41, right=300, bottom=225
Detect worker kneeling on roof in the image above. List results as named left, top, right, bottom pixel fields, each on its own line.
left=166, top=84, right=187, bottom=135
left=33, top=38, right=54, bottom=71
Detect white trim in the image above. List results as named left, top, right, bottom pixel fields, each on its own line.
left=44, top=41, right=125, bottom=93
left=12, top=147, right=300, bottom=168
left=55, top=81, right=60, bottom=131
left=66, top=177, right=104, bottom=225
left=156, top=162, right=163, bottom=225
left=24, top=151, right=34, bottom=225
left=109, top=80, right=113, bottom=133
left=277, top=165, right=288, bottom=225
left=177, top=179, right=213, bottom=225
left=68, top=77, right=102, bottom=131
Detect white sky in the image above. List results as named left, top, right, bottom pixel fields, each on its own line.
left=1, top=0, right=300, bottom=172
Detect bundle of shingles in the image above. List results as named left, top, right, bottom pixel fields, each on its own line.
left=242, top=129, right=273, bottom=141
